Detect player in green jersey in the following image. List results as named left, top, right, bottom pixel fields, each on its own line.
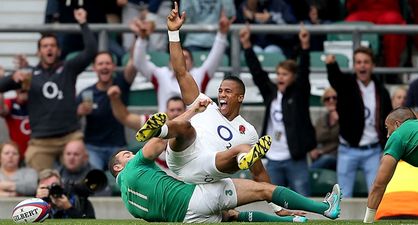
left=108, top=100, right=342, bottom=222
left=364, top=107, right=418, bottom=223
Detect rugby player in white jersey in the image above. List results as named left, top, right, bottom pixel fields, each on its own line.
left=148, top=2, right=272, bottom=185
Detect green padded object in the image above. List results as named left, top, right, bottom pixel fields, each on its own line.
left=241, top=52, right=286, bottom=68
left=309, top=168, right=337, bottom=197
left=327, top=21, right=379, bottom=55
left=192, top=51, right=229, bottom=67
left=310, top=51, right=350, bottom=68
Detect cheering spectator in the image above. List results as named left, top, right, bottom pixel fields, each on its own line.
left=239, top=25, right=315, bottom=196
left=0, top=141, right=37, bottom=197
left=76, top=51, right=136, bottom=171
left=0, top=9, right=97, bottom=172
left=309, top=87, right=339, bottom=170
left=325, top=47, right=392, bottom=198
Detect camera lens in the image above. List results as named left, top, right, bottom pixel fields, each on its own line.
left=49, top=183, right=64, bottom=198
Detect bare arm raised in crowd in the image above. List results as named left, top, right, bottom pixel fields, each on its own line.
left=107, top=85, right=147, bottom=130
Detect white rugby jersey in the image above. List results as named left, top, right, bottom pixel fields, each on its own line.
left=133, top=32, right=227, bottom=112
left=190, top=101, right=259, bottom=152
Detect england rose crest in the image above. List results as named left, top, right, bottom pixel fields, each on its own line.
left=239, top=125, right=246, bottom=134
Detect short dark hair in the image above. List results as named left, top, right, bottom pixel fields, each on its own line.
left=387, top=107, right=417, bottom=123
left=182, top=47, right=194, bottom=63
left=94, top=51, right=114, bottom=64
left=37, top=33, right=59, bottom=50
left=166, top=96, right=186, bottom=109
left=108, top=149, right=127, bottom=177
left=222, top=75, right=246, bottom=95
left=277, top=59, right=298, bottom=75
left=353, top=46, right=374, bottom=63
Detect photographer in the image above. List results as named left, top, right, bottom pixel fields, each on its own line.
left=35, top=169, right=95, bottom=219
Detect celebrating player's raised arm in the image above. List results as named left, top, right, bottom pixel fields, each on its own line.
left=167, top=1, right=199, bottom=105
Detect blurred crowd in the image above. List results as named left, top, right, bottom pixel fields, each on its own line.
left=1, top=0, right=418, bottom=220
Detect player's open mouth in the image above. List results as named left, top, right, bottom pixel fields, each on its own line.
left=219, top=99, right=227, bottom=110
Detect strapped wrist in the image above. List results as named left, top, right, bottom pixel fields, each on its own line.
left=168, top=30, right=180, bottom=42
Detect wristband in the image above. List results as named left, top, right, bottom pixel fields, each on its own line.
left=363, top=207, right=376, bottom=223
left=268, top=202, right=283, bottom=212
left=168, top=30, right=180, bottom=42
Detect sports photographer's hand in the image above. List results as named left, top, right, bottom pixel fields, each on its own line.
left=35, top=185, right=49, bottom=199
left=50, top=194, right=72, bottom=210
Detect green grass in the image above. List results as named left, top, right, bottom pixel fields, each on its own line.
left=1, top=220, right=418, bottom=225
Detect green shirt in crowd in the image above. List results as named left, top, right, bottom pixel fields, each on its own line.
left=384, top=119, right=418, bottom=166
left=117, top=150, right=196, bottom=222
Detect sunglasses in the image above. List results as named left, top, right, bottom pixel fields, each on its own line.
left=324, top=96, right=337, bottom=102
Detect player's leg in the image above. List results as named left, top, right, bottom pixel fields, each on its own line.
left=222, top=209, right=307, bottom=223
left=214, top=135, right=272, bottom=174
left=136, top=112, right=196, bottom=151
left=232, top=179, right=342, bottom=220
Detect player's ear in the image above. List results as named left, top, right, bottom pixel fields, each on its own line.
left=113, top=164, right=124, bottom=173
left=238, top=94, right=244, bottom=103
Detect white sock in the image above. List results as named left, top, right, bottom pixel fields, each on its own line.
left=237, top=153, right=247, bottom=164
left=157, top=124, right=168, bottom=138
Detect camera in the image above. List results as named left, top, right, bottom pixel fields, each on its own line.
left=43, top=169, right=107, bottom=203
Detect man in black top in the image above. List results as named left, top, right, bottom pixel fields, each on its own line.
left=239, top=25, right=315, bottom=196
left=0, top=8, right=97, bottom=172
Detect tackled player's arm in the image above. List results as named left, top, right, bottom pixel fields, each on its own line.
left=167, top=1, right=199, bottom=105
left=364, top=154, right=397, bottom=223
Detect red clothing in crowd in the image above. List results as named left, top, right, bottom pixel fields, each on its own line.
left=345, top=0, right=406, bottom=67
left=3, top=98, right=30, bottom=159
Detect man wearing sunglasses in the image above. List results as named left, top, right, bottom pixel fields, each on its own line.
left=363, top=107, right=418, bottom=223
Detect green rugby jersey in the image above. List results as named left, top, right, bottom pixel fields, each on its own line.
left=384, top=119, right=418, bottom=166
left=117, top=150, right=196, bottom=222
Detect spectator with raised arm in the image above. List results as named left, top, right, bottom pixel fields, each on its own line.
left=0, top=141, right=38, bottom=197
left=76, top=51, right=136, bottom=171
left=325, top=47, right=392, bottom=198
left=131, top=12, right=233, bottom=112
left=0, top=9, right=97, bottom=172
left=239, top=24, right=315, bottom=196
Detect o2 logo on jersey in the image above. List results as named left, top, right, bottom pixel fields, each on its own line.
left=217, top=125, right=233, bottom=141
left=20, top=118, right=31, bottom=135
left=225, top=190, right=233, bottom=196
left=42, top=82, right=63, bottom=100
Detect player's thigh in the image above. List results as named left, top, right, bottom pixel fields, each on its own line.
left=184, top=179, right=237, bottom=223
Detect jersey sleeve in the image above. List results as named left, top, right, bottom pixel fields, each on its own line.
left=133, top=38, right=158, bottom=80
left=198, top=32, right=228, bottom=78
left=383, top=132, right=405, bottom=162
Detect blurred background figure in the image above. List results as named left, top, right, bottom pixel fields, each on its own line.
left=391, top=87, right=408, bottom=108
left=406, top=78, right=418, bottom=110
left=36, top=169, right=95, bottom=219
left=118, top=0, right=171, bottom=52
left=309, top=87, right=339, bottom=170
left=0, top=141, right=37, bottom=197
left=180, top=0, right=236, bottom=51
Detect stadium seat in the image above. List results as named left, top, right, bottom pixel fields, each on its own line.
left=309, top=168, right=337, bottom=197
left=241, top=52, right=286, bottom=68
left=310, top=51, right=350, bottom=68
left=128, top=89, right=157, bottom=106
left=122, top=51, right=170, bottom=67
left=353, top=170, right=369, bottom=197
left=66, top=51, right=117, bottom=64
left=327, top=21, right=380, bottom=55
left=191, top=51, right=229, bottom=67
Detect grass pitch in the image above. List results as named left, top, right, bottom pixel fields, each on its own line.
left=1, top=220, right=418, bottom=225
